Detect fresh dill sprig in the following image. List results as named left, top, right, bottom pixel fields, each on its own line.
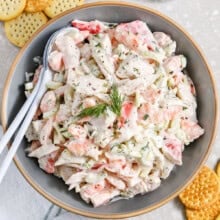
left=77, top=103, right=108, bottom=118
left=109, top=85, right=123, bottom=116
left=77, top=86, right=123, bottom=118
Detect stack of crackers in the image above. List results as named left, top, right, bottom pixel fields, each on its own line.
left=179, top=163, right=220, bottom=220
left=0, top=0, right=83, bottom=47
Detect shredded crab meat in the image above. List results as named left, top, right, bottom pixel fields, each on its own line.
left=25, top=20, right=204, bottom=207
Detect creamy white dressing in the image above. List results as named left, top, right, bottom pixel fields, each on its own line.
left=25, top=20, right=204, bottom=207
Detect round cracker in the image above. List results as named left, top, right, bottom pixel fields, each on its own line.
left=186, top=194, right=220, bottom=220
left=44, top=0, right=78, bottom=18
left=25, top=0, right=51, bottom=12
left=179, top=166, right=220, bottom=210
left=4, top=12, right=48, bottom=47
left=75, top=0, right=84, bottom=6
left=0, top=0, right=26, bottom=21
left=216, top=162, right=220, bottom=178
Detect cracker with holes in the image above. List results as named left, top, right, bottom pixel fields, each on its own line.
left=216, top=161, right=220, bottom=178
left=75, top=0, right=84, bottom=6
left=0, top=0, right=26, bottom=21
left=4, top=12, right=48, bottom=47
left=25, top=0, right=51, bottom=12
left=44, top=0, right=81, bottom=18
left=186, top=194, right=220, bottom=220
left=216, top=213, right=220, bottom=220
left=179, top=166, right=220, bottom=210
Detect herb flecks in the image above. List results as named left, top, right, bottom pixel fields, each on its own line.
left=143, top=114, right=149, bottom=120
left=95, top=42, right=101, bottom=47
left=77, top=103, right=108, bottom=118
left=109, top=85, right=123, bottom=116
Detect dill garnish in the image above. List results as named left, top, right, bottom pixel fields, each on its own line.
left=77, top=103, right=108, bottom=118
left=77, top=86, right=123, bottom=118
left=109, top=85, right=123, bottom=116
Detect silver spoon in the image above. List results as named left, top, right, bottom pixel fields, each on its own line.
left=0, top=27, right=76, bottom=183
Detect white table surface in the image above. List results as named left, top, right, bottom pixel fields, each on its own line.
left=0, top=0, right=220, bottom=219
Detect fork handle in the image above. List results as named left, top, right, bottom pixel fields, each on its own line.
left=0, top=84, right=46, bottom=183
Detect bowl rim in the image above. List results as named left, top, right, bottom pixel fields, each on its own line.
left=1, top=1, right=219, bottom=219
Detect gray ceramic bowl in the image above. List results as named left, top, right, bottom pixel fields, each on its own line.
left=1, top=2, right=218, bottom=219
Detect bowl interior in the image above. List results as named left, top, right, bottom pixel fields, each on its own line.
left=2, top=3, right=217, bottom=218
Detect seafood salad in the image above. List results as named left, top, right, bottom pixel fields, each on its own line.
left=25, top=20, right=204, bottom=207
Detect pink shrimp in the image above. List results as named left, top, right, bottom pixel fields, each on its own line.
left=138, top=103, right=181, bottom=122
left=163, top=55, right=186, bottom=74
left=181, top=119, right=204, bottom=142
left=83, top=181, right=106, bottom=196
left=117, top=102, right=133, bottom=128
left=140, top=87, right=159, bottom=104
left=90, top=188, right=119, bottom=207
left=38, top=150, right=61, bottom=174
left=121, top=102, right=133, bottom=118
left=105, top=154, right=127, bottom=173
left=152, top=106, right=181, bottom=123
left=162, top=133, right=183, bottom=165
left=48, top=50, right=63, bottom=72
left=115, top=20, right=157, bottom=52
left=153, top=32, right=172, bottom=48
left=72, top=20, right=106, bottom=34
left=40, top=91, right=56, bottom=113
left=79, top=180, right=106, bottom=203
left=68, top=124, right=87, bottom=139
left=66, top=139, right=91, bottom=157
left=80, top=180, right=119, bottom=207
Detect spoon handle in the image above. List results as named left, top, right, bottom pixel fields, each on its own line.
left=0, top=81, right=47, bottom=183
left=0, top=68, right=44, bottom=155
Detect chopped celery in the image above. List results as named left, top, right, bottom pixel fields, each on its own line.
left=25, top=82, right=34, bottom=90
left=46, top=81, right=63, bottom=90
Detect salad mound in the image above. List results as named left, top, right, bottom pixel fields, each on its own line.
left=25, top=20, right=204, bottom=207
